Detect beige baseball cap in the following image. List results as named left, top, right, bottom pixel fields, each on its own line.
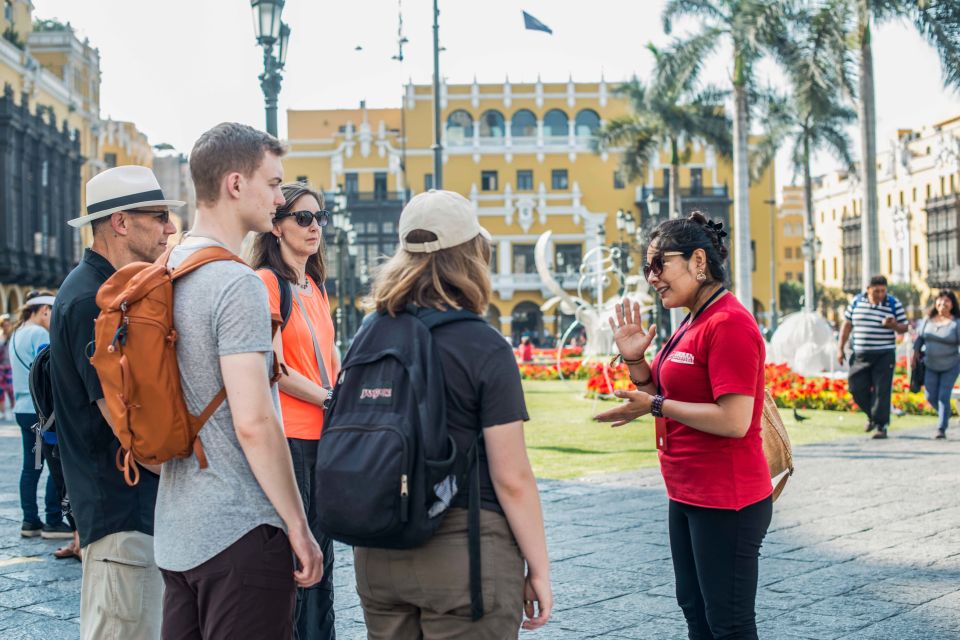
left=399, top=189, right=492, bottom=253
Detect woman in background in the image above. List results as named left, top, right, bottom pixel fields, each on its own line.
left=914, top=290, right=960, bottom=439
left=251, top=183, right=338, bottom=639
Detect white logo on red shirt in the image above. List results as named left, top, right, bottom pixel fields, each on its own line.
left=668, top=352, right=695, bottom=365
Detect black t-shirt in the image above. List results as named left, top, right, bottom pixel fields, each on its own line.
left=50, top=249, right=158, bottom=548
left=432, top=318, right=529, bottom=514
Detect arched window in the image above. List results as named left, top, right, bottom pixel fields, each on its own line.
left=479, top=110, right=505, bottom=138
left=446, top=110, right=474, bottom=145
left=511, top=109, right=537, bottom=138
left=543, top=109, right=569, bottom=138
left=575, top=109, right=601, bottom=137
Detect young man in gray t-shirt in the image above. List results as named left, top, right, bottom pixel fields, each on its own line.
left=156, top=123, right=323, bottom=638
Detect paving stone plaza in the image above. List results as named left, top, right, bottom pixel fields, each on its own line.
left=0, top=419, right=956, bottom=639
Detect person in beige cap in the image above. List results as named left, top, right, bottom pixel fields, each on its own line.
left=51, top=165, right=180, bottom=640
left=355, top=189, right=552, bottom=638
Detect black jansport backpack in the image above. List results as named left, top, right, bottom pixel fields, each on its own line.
left=27, top=345, right=55, bottom=470
left=315, top=305, right=488, bottom=618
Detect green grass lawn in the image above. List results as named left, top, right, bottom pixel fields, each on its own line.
left=523, top=379, right=937, bottom=480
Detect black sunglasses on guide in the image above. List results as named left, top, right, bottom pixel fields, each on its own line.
left=274, top=209, right=330, bottom=228
left=642, top=251, right=684, bottom=279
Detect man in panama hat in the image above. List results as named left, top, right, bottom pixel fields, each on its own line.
left=52, top=165, right=181, bottom=640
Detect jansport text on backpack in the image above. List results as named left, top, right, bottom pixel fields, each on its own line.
left=315, top=306, right=488, bottom=618
left=90, top=246, right=250, bottom=486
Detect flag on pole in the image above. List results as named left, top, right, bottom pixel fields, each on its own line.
left=522, top=11, right=553, bottom=35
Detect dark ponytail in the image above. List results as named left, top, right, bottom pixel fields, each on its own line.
left=648, top=211, right=728, bottom=283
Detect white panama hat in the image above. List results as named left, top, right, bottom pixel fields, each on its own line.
left=69, top=165, right=185, bottom=228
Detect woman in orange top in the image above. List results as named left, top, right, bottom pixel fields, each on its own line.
left=251, top=183, right=337, bottom=640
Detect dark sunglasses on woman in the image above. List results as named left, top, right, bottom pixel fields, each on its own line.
left=642, top=251, right=684, bottom=280
left=274, top=210, right=330, bottom=228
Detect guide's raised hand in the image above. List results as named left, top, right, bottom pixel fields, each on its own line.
left=609, top=299, right=655, bottom=362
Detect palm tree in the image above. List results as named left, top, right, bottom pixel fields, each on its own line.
left=662, top=0, right=794, bottom=310
left=769, top=0, right=857, bottom=313
left=848, top=1, right=960, bottom=288
left=596, top=43, right=732, bottom=223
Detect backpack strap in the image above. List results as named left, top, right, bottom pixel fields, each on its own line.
left=467, top=434, right=484, bottom=621
left=168, top=246, right=246, bottom=281
left=264, top=268, right=294, bottom=331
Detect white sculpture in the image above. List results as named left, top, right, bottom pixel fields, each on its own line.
left=534, top=231, right=654, bottom=369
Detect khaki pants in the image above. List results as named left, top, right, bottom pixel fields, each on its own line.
left=81, top=530, right=164, bottom=640
left=355, top=508, right=525, bottom=640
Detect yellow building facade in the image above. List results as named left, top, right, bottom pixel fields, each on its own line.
left=285, top=79, right=776, bottom=341
left=813, top=114, right=960, bottom=314
left=777, top=186, right=806, bottom=285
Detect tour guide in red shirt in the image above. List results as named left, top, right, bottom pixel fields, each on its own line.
left=595, top=212, right=772, bottom=640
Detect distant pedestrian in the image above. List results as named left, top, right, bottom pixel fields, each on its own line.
left=52, top=165, right=181, bottom=640
left=913, top=290, right=960, bottom=439
left=0, top=314, right=13, bottom=421
left=595, top=212, right=772, bottom=640
left=837, top=275, right=908, bottom=439
left=155, top=122, right=323, bottom=639
left=520, top=335, right=534, bottom=362
left=355, top=189, right=552, bottom=638
left=251, top=182, right=338, bottom=639
left=8, top=291, right=73, bottom=543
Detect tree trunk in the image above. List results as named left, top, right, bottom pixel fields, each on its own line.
left=669, top=139, right=682, bottom=218
left=802, top=135, right=816, bottom=314
left=858, top=5, right=881, bottom=288
left=732, top=81, right=752, bottom=310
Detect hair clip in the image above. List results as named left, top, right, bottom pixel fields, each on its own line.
left=706, top=219, right=727, bottom=239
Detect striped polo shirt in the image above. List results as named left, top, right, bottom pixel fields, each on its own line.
left=844, top=293, right=907, bottom=352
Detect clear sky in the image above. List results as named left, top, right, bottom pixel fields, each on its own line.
left=31, top=0, right=960, bottom=194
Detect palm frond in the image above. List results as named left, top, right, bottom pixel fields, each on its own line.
left=912, top=0, right=960, bottom=89
left=662, top=0, right=727, bottom=34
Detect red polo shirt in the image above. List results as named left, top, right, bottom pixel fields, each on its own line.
left=651, top=293, right=772, bottom=510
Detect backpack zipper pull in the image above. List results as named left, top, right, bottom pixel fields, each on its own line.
left=400, top=474, right=409, bottom=522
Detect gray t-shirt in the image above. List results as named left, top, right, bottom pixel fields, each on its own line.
left=917, top=318, right=960, bottom=373
left=154, top=241, right=284, bottom=572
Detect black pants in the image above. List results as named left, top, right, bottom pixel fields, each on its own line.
left=669, top=497, right=773, bottom=640
left=289, top=438, right=336, bottom=640
left=41, top=441, right=76, bottom=530
left=848, top=350, right=896, bottom=428
left=161, top=525, right=295, bottom=640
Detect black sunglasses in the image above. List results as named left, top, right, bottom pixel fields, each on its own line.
left=274, top=209, right=329, bottom=228
left=642, top=251, right=684, bottom=280
left=127, top=209, right=171, bottom=224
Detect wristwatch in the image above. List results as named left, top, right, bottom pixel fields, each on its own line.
left=322, top=387, right=335, bottom=411
left=651, top=394, right=665, bottom=418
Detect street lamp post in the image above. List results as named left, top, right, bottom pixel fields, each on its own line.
left=645, top=192, right=671, bottom=347
left=764, top=198, right=778, bottom=334
left=331, top=187, right=352, bottom=351
left=431, top=0, right=443, bottom=188
left=251, top=0, right=289, bottom=137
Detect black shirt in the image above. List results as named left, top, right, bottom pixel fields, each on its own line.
left=432, top=319, right=529, bottom=514
left=50, top=249, right=158, bottom=548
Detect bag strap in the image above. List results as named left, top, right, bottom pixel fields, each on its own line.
left=168, top=246, right=246, bottom=281
left=264, top=268, right=294, bottom=331
left=290, top=283, right=332, bottom=390
left=9, top=330, right=30, bottom=371
left=467, top=435, right=484, bottom=621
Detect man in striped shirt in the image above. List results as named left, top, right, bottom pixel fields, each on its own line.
left=837, top=275, right=909, bottom=439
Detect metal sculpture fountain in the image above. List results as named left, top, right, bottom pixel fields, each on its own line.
left=535, top=231, right=654, bottom=379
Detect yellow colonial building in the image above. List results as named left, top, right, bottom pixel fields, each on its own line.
left=284, top=79, right=776, bottom=342
left=777, top=186, right=806, bottom=285
left=813, top=114, right=960, bottom=314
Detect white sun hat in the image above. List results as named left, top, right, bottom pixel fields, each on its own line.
left=68, top=165, right=185, bottom=228
left=398, top=189, right=491, bottom=253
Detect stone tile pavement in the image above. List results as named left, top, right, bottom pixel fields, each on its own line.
left=0, top=417, right=956, bottom=639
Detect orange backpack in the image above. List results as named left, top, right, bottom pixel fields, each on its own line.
left=91, top=246, right=272, bottom=486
